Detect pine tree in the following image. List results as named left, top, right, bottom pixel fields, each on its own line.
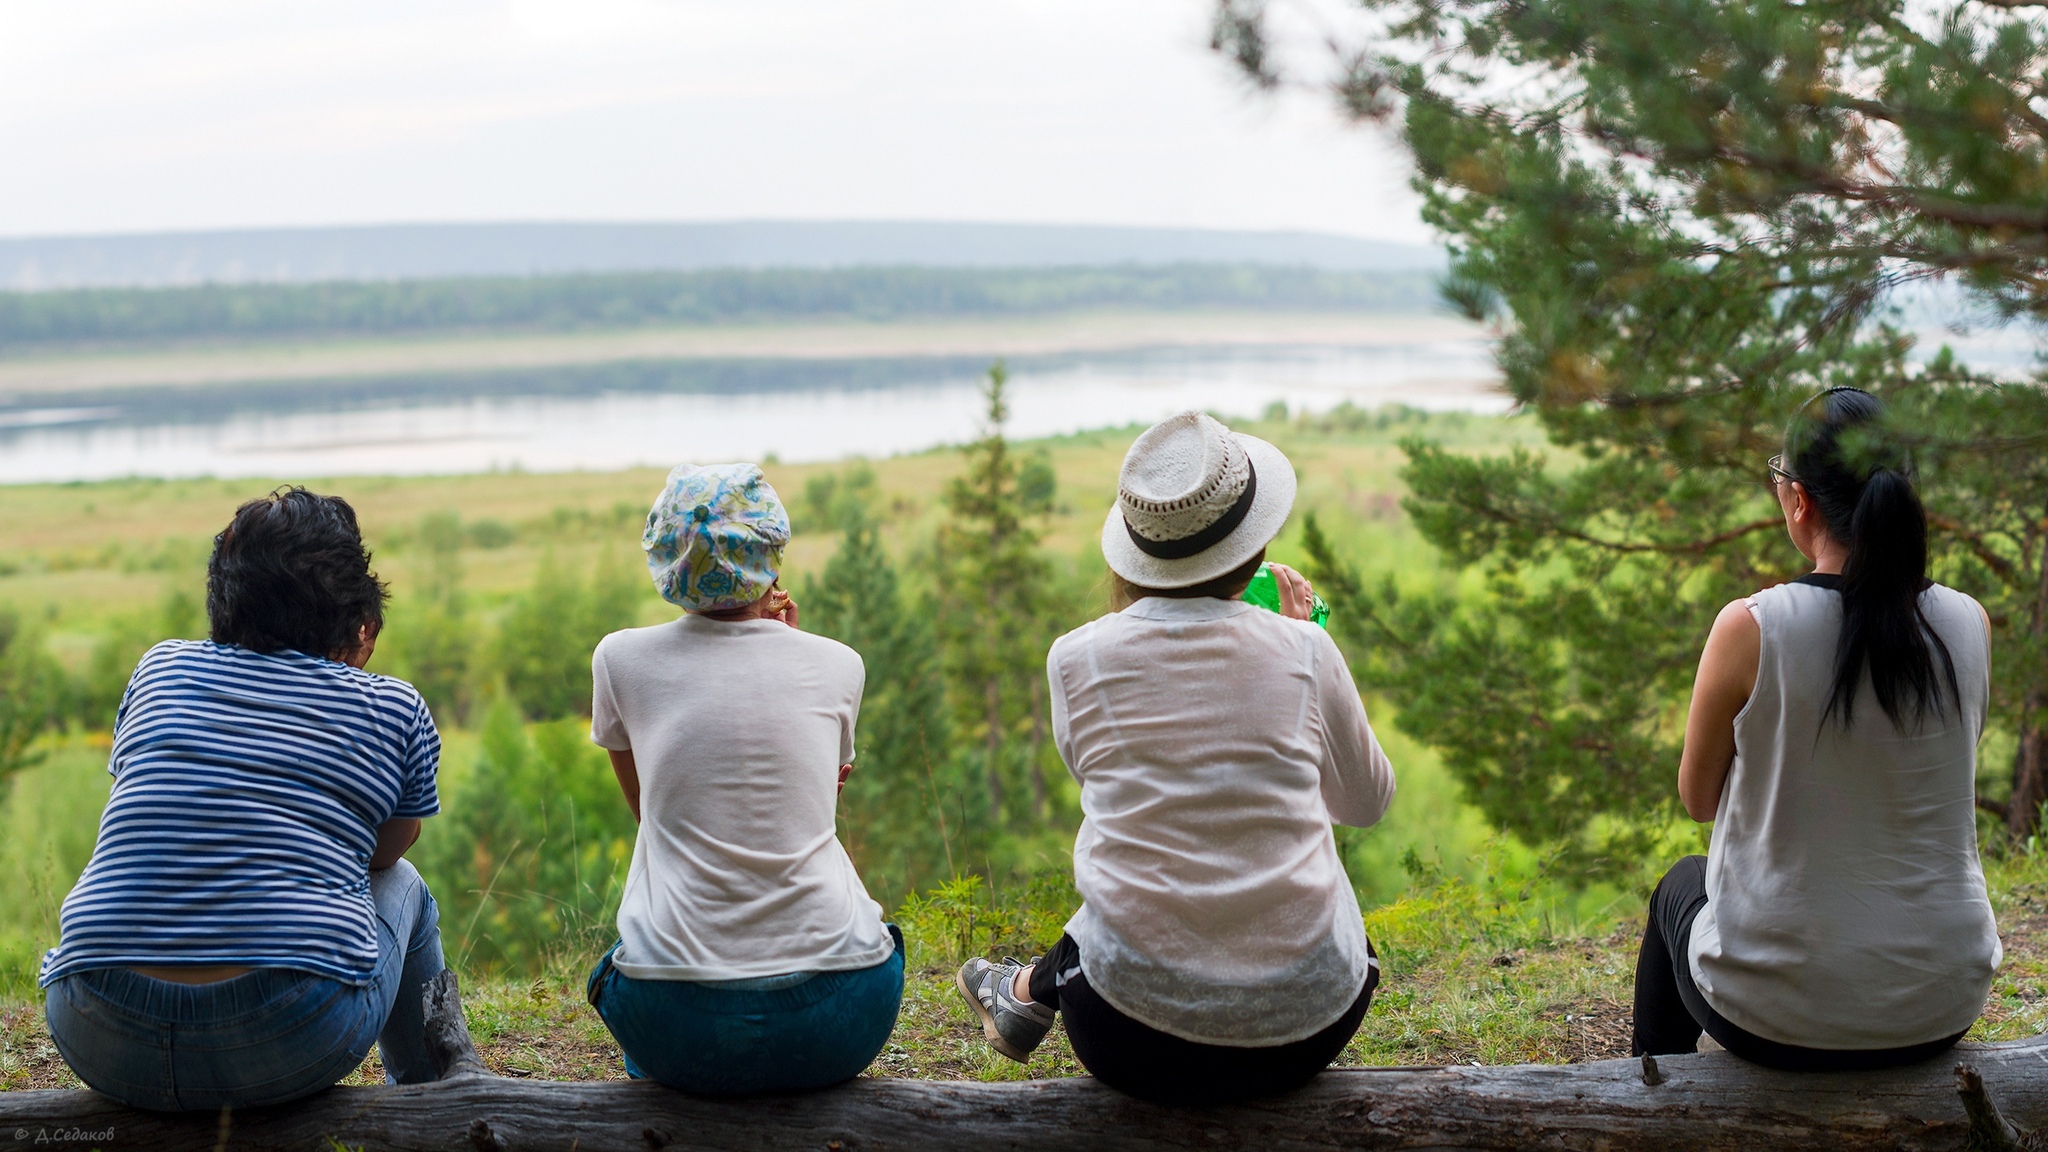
left=497, top=554, right=641, bottom=722
left=933, top=364, right=1064, bottom=840
left=1217, top=0, right=2048, bottom=846
left=802, top=508, right=961, bottom=902
left=392, top=512, right=475, bottom=725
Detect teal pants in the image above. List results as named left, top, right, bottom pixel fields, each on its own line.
left=586, top=925, right=904, bottom=1095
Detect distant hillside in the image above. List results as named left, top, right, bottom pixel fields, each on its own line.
left=0, top=221, right=1443, bottom=291
left=0, top=264, right=1440, bottom=350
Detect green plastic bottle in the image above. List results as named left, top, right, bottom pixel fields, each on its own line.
left=1242, top=563, right=1330, bottom=629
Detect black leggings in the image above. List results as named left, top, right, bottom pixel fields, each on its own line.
left=1633, top=855, right=1966, bottom=1071
left=1028, top=934, right=1376, bottom=1105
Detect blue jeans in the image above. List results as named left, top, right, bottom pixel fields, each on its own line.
left=43, top=860, right=445, bottom=1112
left=586, top=924, right=905, bottom=1095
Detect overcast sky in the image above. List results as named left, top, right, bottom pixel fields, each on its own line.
left=0, top=0, right=1426, bottom=243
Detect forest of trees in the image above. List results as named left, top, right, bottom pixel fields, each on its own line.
left=0, top=263, right=1435, bottom=349
left=1217, top=0, right=2048, bottom=856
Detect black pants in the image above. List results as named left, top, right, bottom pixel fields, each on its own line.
left=1029, top=934, right=1377, bottom=1105
left=1632, top=855, right=1967, bottom=1072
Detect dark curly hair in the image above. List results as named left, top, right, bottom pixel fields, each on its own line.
left=207, top=487, right=388, bottom=658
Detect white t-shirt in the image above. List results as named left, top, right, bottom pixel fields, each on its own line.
left=590, top=615, right=894, bottom=981
left=1048, top=596, right=1396, bottom=1046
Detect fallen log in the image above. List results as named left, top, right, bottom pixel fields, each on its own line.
left=5, top=1039, right=2048, bottom=1152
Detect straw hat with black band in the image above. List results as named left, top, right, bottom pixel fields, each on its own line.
left=1100, top=411, right=1297, bottom=589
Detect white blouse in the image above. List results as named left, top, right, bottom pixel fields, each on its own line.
left=1047, top=595, right=1395, bottom=1046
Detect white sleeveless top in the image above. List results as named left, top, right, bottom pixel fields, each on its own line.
left=1688, top=579, right=1999, bottom=1048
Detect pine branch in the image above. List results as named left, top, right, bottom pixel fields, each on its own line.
left=1701, top=142, right=2048, bottom=234
left=1928, top=514, right=2025, bottom=585
left=1454, top=498, right=1784, bottom=556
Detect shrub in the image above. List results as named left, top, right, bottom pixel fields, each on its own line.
left=414, top=698, right=636, bottom=973
left=495, top=556, right=641, bottom=721
left=896, top=871, right=1079, bottom=968
left=0, top=609, right=63, bottom=786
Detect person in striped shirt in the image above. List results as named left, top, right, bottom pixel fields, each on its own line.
left=40, top=487, right=455, bottom=1111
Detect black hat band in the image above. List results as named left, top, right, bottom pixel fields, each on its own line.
left=1123, top=459, right=1258, bottom=561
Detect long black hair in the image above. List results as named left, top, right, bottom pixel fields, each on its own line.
left=1784, top=388, right=1958, bottom=730
left=208, top=486, right=388, bottom=658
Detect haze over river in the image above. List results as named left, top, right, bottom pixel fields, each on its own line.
left=0, top=338, right=1505, bottom=484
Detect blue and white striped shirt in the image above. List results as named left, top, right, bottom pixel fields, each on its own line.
left=40, top=640, right=441, bottom=987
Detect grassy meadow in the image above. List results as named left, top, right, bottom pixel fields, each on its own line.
left=5, top=402, right=2045, bottom=1087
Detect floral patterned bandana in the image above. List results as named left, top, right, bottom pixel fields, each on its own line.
left=642, top=463, right=790, bottom=611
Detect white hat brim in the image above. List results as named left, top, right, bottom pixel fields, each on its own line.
left=1099, top=432, right=1297, bottom=589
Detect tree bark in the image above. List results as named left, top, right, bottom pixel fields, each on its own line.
left=2012, top=724, right=2047, bottom=839
left=2016, top=516, right=2048, bottom=840
left=9, top=1039, right=2048, bottom=1152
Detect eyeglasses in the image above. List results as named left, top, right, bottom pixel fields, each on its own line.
left=1766, top=454, right=1796, bottom=487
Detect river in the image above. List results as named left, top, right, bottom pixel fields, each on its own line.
left=0, top=340, right=1505, bottom=483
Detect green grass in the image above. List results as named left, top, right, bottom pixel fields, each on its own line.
left=8, top=803, right=2048, bottom=1086
left=0, top=406, right=1535, bottom=657
left=0, top=738, right=110, bottom=992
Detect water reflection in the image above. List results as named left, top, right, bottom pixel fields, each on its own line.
left=0, top=342, right=1505, bottom=483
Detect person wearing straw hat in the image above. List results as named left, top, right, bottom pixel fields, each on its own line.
left=583, top=462, right=903, bottom=1095
left=956, top=412, right=1396, bottom=1105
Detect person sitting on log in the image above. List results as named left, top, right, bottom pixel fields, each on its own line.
left=956, top=412, right=1397, bottom=1105
left=583, top=462, right=902, bottom=1095
left=1633, top=387, right=2000, bottom=1070
left=40, top=486, right=455, bottom=1110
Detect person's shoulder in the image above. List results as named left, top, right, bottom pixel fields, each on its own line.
left=134, top=637, right=205, bottom=670
left=138, top=639, right=280, bottom=680
left=1925, top=582, right=1980, bottom=612
left=786, top=625, right=859, bottom=657
left=1699, top=596, right=1763, bottom=660
left=1750, top=580, right=1804, bottom=603
left=1255, top=605, right=1324, bottom=636
left=1293, top=614, right=1345, bottom=655
left=1925, top=583, right=1991, bottom=638
left=1049, top=612, right=1120, bottom=660
left=1223, top=600, right=1327, bottom=646
left=783, top=627, right=865, bottom=675
left=592, top=619, right=684, bottom=664
left=1744, top=581, right=1818, bottom=628
left=354, top=663, right=427, bottom=705
left=311, top=657, right=430, bottom=722
left=1713, top=593, right=1765, bottom=627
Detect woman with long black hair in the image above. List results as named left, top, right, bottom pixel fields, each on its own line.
left=1631, top=387, right=1999, bottom=1070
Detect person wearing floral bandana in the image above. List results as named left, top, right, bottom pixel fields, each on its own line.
left=582, top=463, right=901, bottom=1095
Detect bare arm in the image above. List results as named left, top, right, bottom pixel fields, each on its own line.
left=369, top=817, right=421, bottom=870
left=1677, top=600, right=1762, bottom=823
left=609, top=748, right=641, bottom=823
